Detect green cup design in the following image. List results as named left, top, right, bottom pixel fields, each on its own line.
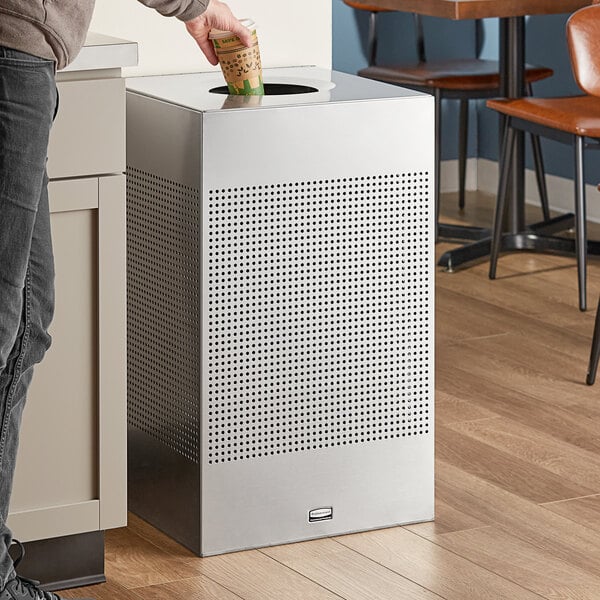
left=211, top=22, right=265, bottom=96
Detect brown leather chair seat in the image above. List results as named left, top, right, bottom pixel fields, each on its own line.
left=343, top=0, right=391, bottom=10
left=487, top=95, right=600, bottom=137
left=361, top=60, right=553, bottom=91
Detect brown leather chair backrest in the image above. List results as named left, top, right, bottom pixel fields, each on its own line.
left=342, top=0, right=392, bottom=13
left=567, top=3, right=600, bottom=96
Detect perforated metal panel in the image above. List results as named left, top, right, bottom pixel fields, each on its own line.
left=206, top=173, right=432, bottom=465
left=127, top=167, right=201, bottom=463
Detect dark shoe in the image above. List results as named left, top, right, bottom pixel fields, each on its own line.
left=0, top=541, right=93, bottom=600
left=0, top=575, right=97, bottom=600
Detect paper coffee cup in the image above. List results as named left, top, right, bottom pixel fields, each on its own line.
left=210, top=18, right=265, bottom=96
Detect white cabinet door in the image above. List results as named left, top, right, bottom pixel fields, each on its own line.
left=8, top=175, right=126, bottom=541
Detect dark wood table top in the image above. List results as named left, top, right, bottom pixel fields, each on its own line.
left=354, top=0, right=591, bottom=19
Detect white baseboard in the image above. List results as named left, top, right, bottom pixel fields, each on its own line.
left=439, top=158, right=478, bottom=193
left=440, top=157, right=600, bottom=224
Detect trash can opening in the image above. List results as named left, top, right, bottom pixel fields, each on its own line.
left=209, top=83, right=319, bottom=96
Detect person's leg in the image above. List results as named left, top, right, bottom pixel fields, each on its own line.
left=0, top=47, right=57, bottom=589
left=0, top=178, right=55, bottom=589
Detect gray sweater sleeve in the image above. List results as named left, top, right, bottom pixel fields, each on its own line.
left=137, top=0, right=209, bottom=21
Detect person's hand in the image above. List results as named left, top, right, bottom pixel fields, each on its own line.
left=185, top=0, right=253, bottom=65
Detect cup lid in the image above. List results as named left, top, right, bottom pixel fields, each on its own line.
left=209, top=18, right=255, bottom=40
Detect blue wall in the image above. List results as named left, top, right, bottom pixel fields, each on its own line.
left=333, top=2, right=598, bottom=183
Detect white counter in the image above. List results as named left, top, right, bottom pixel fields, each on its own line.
left=61, top=32, right=138, bottom=73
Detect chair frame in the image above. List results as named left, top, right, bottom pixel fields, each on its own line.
left=587, top=298, right=600, bottom=384
left=490, top=115, right=600, bottom=312
left=575, top=0, right=600, bottom=383
left=488, top=1, right=600, bottom=313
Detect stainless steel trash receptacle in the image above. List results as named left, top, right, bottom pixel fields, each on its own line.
left=126, top=67, right=435, bottom=556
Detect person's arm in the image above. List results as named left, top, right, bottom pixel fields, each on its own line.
left=137, top=0, right=252, bottom=64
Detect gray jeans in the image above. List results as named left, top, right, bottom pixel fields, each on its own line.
left=0, top=47, right=58, bottom=589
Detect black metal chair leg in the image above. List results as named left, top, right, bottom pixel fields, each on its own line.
left=490, top=121, right=515, bottom=280
left=530, top=134, right=550, bottom=222
left=587, top=295, right=600, bottom=385
left=526, top=82, right=550, bottom=223
left=458, top=98, right=469, bottom=211
left=367, top=11, right=378, bottom=67
left=574, top=135, right=587, bottom=312
left=435, top=89, right=442, bottom=241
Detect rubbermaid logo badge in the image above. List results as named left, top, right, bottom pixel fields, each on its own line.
left=309, top=507, right=333, bottom=522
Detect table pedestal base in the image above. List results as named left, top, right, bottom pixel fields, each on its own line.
left=438, top=223, right=491, bottom=242
left=438, top=213, right=600, bottom=274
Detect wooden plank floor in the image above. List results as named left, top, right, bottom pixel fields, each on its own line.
left=63, top=191, right=600, bottom=600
